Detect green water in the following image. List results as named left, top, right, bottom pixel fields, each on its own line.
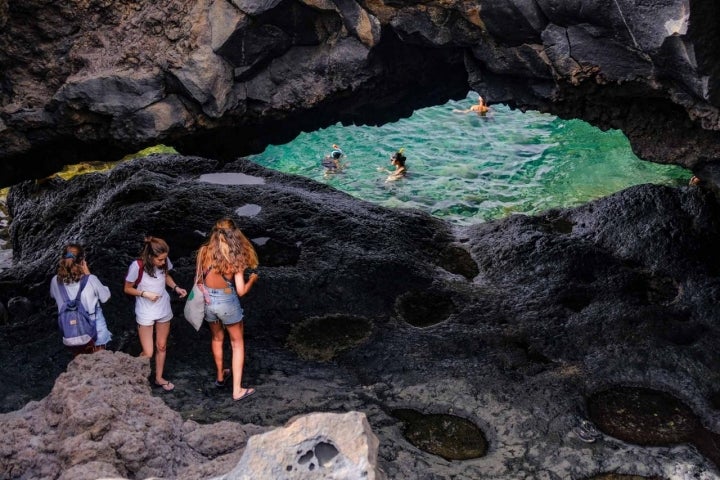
left=249, top=95, right=689, bottom=225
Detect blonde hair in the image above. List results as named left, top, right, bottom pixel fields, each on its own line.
left=197, top=218, right=258, bottom=276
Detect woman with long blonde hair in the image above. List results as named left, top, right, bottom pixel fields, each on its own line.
left=196, top=218, right=259, bottom=401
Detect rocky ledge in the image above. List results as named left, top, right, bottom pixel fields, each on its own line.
left=1, top=155, right=719, bottom=478
left=0, top=350, right=384, bottom=480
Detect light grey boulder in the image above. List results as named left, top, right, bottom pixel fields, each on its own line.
left=216, top=411, right=385, bottom=480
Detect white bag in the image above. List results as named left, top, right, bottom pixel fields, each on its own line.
left=183, top=283, right=205, bottom=331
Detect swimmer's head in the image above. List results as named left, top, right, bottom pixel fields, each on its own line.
left=332, top=151, right=342, bottom=159
left=391, top=149, right=406, bottom=166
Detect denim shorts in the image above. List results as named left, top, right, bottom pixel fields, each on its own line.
left=204, top=286, right=244, bottom=326
left=93, top=306, right=112, bottom=346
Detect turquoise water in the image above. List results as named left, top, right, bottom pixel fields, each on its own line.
left=249, top=95, right=689, bottom=225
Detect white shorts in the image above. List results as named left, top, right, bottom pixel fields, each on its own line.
left=136, top=313, right=173, bottom=327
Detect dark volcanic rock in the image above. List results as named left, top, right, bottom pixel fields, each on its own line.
left=1, top=154, right=719, bottom=478
left=1, top=1, right=720, bottom=188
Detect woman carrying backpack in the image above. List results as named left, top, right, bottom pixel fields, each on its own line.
left=124, top=236, right=186, bottom=392
left=195, top=218, right=259, bottom=401
left=49, top=244, right=112, bottom=357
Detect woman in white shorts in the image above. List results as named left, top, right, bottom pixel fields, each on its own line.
left=124, top=236, right=186, bottom=391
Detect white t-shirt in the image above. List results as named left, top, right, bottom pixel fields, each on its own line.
left=125, top=259, right=173, bottom=322
left=50, top=274, right=110, bottom=314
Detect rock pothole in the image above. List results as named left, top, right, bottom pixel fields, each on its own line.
left=540, top=215, right=575, bottom=234
left=587, top=386, right=699, bottom=446
left=655, top=321, right=707, bottom=346
left=392, top=408, right=488, bottom=461
left=436, top=244, right=479, bottom=279
left=626, top=274, right=681, bottom=306
left=645, top=275, right=681, bottom=305
left=590, top=387, right=720, bottom=469
left=558, top=291, right=593, bottom=312
left=286, top=314, right=373, bottom=361
left=252, top=237, right=300, bottom=266
left=394, top=289, right=456, bottom=328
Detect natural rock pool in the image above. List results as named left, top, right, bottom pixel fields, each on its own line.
left=249, top=95, right=691, bottom=225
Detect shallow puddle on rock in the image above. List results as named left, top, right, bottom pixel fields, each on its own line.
left=588, top=386, right=698, bottom=445
left=588, top=386, right=720, bottom=469
left=392, top=408, right=488, bottom=460
left=235, top=203, right=262, bottom=216
left=198, top=172, right=265, bottom=185
left=287, top=314, right=372, bottom=361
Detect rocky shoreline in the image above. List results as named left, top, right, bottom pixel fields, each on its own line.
left=1, top=155, right=719, bottom=478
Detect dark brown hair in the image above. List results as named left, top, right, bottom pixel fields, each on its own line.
left=57, top=244, right=85, bottom=284
left=139, top=236, right=170, bottom=276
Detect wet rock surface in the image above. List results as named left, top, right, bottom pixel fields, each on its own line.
left=1, top=154, right=720, bottom=478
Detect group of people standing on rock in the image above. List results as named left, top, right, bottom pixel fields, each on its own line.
left=322, top=144, right=408, bottom=182
left=49, top=218, right=259, bottom=402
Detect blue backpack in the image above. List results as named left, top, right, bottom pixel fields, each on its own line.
left=57, top=275, right=97, bottom=347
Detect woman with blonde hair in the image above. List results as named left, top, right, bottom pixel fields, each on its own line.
left=124, top=236, right=187, bottom=392
left=196, top=218, right=259, bottom=401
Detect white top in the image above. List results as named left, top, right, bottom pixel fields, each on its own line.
left=125, top=259, right=173, bottom=322
left=50, top=274, right=111, bottom=315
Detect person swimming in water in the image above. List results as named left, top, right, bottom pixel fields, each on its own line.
left=322, top=144, right=347, bottom=175
left=453, top=95, right=490, bottom=116
left=378, top=148, right=407, bottom=182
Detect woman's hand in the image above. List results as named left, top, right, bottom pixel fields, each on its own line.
left=81, top=259, right=91, bottom=275
left=176, top=287, right=188, bottom=298
left=144, top=291, right=161, bottom=302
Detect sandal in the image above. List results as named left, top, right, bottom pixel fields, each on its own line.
left=574, top=419, right=602, bottom=443
left=154, top=380, right=175, bottom=392
left=214, top=369, right=231, bottom=388
left=233, top=388, right=256, bottom=401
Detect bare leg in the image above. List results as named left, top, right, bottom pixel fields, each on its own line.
left=208, top=321, right=226, bottom=382
left=154, top=321, right=171, bottom=384
left=226, top=322, right=250, bottom=399
left=137, top=324, right=155, bottom=358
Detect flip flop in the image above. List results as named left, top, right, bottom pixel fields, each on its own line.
left=233, top=388, right=256, bottom=402
left=154, top=380, right=175, bottom=392
left=214, top=369, right=231, bottom=388
left=574, top=419, right=601, bottom=443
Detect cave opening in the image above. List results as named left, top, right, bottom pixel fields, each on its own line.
left=0, top=90, right=693, bottom=273
left=246, top=93, right=691, bottom=225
